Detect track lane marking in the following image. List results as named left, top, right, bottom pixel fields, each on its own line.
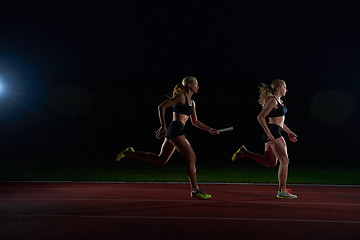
left=1, top=214, right=359, bottom=224
left=1, top=198, right=359, bottom=206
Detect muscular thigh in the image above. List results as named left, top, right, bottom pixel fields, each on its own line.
left=265, top=143, right=278, bottom=163
left=159, top=139, right=176, bottom=162
left=170, top=135, right=196, bottom=160
left=269, top=137, right=288, bottom=161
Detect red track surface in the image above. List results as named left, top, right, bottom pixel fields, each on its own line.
left=1, top=182, right=360, bottom=240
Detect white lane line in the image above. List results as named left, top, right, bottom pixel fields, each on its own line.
left=2, top=181, right=360, bottom=188
left=1, top=188, right=359, bottom=196
left=1, top=198, right=359, bottom=206
left=1, top=214, right=359, bottom=224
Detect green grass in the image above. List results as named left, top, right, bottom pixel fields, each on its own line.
left=1, top=156, right=359, bottom=185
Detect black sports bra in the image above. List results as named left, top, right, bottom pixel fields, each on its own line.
left=267, top=97, right=287, bottom=117
left=173, top=94, right=194, bottom=116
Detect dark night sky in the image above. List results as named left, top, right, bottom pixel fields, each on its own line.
left=0, top=1, right=359, bottom=165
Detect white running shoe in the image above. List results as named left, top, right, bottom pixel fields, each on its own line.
left=277, top=189, right=298, bottom=199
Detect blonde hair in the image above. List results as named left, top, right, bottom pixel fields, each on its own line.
left=171, top=76, right=196, bottom=97
left=258, top=79, right=285, bottom=108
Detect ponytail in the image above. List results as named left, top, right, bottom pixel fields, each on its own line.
left=172, top=84, right=186, bottom=96
left=258, top=83, right=273, bottom=108
left=167, top=76, right=196, bottom=98
left=258, top=79, right=285, bottom=108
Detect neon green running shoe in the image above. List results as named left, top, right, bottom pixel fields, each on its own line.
left=190, top=189, right=211, bottom=200
left=116, top=147, right=134, bottom=161
left=231, top=145, right=247, bottom=161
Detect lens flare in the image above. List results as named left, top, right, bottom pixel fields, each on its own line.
left=310, top=89, right=357, bottom=125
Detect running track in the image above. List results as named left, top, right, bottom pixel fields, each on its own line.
left=1, top=182, right=359, bottom=240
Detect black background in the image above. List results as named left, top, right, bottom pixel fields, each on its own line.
left=0, top=1, right=358, bottom=167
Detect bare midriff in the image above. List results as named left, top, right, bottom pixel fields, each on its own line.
left=268, top=116, right=285, bottom=128
left=172, top=112, right=190, bottom=125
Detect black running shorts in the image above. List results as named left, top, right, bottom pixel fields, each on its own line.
left=166, top=121, right=185, bottom=140
left=262, top=123, right=283, bottom=143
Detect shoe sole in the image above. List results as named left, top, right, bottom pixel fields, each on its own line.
left=191, top=196, right=211, bottom=200
left=231, top=145, right=245, bottom=161
left=116, top=154, right=124, bottom=161
left=116, top=147, right=134, bottom=161
left=277, top=196, right=297, bottom=199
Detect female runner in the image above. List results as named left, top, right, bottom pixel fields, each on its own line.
left=232, top=79, right=298, bottom=199
left=116, top=76, right=219, bottom=199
